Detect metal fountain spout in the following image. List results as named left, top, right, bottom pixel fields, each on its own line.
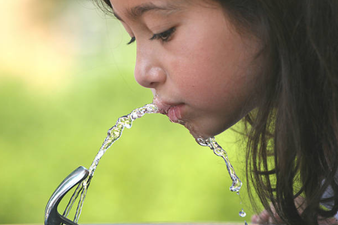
left=44, top=166, right=89, bottom=225
left=44, top=103, right=159, bottom=225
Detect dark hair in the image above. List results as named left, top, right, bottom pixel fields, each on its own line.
left=94, top=0, right=338, bottom=224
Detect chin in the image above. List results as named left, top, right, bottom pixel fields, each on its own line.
left=183, top=117, right=237, bottom=141
left=183, top=122, right=223, bottom=141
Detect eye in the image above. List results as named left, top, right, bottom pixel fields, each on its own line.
left=150, top=27, right=176, bottom=42
left=127, top=36, right=136, bottom=45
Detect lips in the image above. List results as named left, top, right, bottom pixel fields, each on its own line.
left=167, top=105, right=182, bottom=123
left=153, top=98, right=183, bottom=123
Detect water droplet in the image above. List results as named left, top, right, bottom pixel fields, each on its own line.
left=239, top=209, right=246, bottom=217
left=196, top=137, right=207, bottom=146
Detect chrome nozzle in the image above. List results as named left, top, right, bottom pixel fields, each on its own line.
left=45, top=166, right=89, bottom=225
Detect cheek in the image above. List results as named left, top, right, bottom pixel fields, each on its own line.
left=163, top=7, right=263, bottom=112
left=168, top=28, right=245, bottom=101
left=169, top=36, right=262, bottom=118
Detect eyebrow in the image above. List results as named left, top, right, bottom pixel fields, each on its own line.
left=112, top=2, right=182, bottom=22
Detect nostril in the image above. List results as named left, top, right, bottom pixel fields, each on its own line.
left=149, top=82, right=156, bottom=88
left=135, top=66, right=166, bottom=88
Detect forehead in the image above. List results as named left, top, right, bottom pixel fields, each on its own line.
left=109, top=0, right=193, bottom=20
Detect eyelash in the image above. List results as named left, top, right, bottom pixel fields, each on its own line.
left=126, top=27, right=176, bottom=45
left=150, top=27, right=176, bottom=42
left=127, top=37, right=135, bottom=45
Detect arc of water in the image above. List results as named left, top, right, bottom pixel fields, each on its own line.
left=63, top=103, right=158, bottom=223
left=58, top=103, right=246, bottom=224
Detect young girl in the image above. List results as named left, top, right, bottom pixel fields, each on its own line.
left=93, top=0, right=338, bottom=224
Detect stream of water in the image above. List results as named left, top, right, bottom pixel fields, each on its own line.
left=197, top=137, right=247, bottom=224
left=61, top=103, right=246, bottom=224
left=62, top=103, right=158, bottom=222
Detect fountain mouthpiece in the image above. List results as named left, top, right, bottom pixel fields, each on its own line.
left=44, top=103, right=158, bottom=225
left=44, top=166, right=89, bottom=225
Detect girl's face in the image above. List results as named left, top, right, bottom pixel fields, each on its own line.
left=110, top=0, right=265, bottom=140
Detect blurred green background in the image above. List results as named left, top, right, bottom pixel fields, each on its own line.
left=0, top=0, right=256, bottom=223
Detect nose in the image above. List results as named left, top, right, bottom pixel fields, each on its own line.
left=134, top=46, right=166, bottom=89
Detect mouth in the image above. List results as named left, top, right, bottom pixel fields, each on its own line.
left=153, top=98, right=184, bottom=123
left=153, top=97, right=212, bottom=140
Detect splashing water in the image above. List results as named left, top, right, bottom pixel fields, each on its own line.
left=197, top=137, right=246, bottom=223
left=237, top=191, right=247, bottom=223
left=87, top=103, right=158, bottom=177
left=197, top=137, right=242, bottom=192
left=239, top=208, right=246, bottom=217
left=61, top=103, right=246, bottom=224
left=62, top=103, right=158, bottom=223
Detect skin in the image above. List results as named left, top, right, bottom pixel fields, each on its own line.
left=109, top=0, right=265, bottom=140
left=108, top=1, right=338, bottom=224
